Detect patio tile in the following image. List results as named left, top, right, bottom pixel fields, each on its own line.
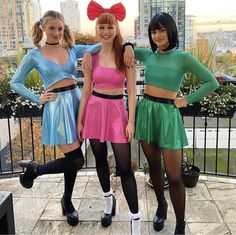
left=206, top=182, right=236, bottom=200
left=228, top=224, right=236, bottom=234
left=32, top=220, right=72, bottom=234
left=215, top=200, right=236, bottom=223
left=186, top=200, right=223, bottom=223
left=188, top=222, right=230, bottom=235
left=70, top=221, right=110, bottom=234
left=185, top=182, right=212, bottom=200
left=40, top=198, right=81, bottom=221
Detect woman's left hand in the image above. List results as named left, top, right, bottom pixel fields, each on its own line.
left=124, top=45, right=134, bottom=68
left=174, top=97, right=188, bottom=108
left=126, top=122, right=135, bottom=142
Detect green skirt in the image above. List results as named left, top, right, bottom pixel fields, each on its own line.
left=135, top=97, right=188, bottom=149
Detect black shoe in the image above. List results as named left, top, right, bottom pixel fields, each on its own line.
left=61, top=196, right=79, bottom=226
left=174, top=221, right=186, bottom=235
left=19, top=160, right=38, bottom=189
left=101, top=195, right=116, bottom=227
left=153, top=199, right=168, bottom=231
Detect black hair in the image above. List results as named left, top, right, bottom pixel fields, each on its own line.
left=148, top=12, right=179, bottom=52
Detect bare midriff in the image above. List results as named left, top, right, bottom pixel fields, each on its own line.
left=48, top=78, right=77, bottom=90
left=94, top=87, right=124, bottom=95
left=145, top=84, right=177, bottom=99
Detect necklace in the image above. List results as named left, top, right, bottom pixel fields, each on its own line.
left=45, top=42, right=59, bottom=45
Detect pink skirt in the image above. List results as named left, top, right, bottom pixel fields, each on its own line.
left=82, top=94, right=128, bottom=143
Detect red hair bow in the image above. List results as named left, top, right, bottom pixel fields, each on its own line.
left=87, top=0, right=126, bottom=21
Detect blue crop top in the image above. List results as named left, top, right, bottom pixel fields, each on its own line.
left=134, top=48, right=219, bottom=104
left=92, top=53, right=125, bottom=89
left=10, top=44, right=101, bottom=104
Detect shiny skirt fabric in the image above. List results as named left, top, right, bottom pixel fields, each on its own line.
left=82, top=94, right=128, bottom=143
left=135, top=97, right=188, bottom=149
left=42, top=87, right=81, bottom=146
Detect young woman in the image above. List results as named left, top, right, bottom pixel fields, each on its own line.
left=77, top=1, right=141, bottom=234
left=124, top=12, right=219, bottom=234
left=10, top=10, right=100, bottom=226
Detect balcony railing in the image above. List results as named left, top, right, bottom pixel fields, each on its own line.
left=0, top=81, right=235, bottom=178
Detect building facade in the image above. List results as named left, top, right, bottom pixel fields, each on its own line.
left=137, top=0, right=186, bottom=49
left=0, top=0, right=40, bottom=56
left=185, top=15, right=197, bottom=49
left=60, top=0, right=80, bottom=33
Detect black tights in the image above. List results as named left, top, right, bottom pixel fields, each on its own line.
left=141, top=141, right=185, bottom=223
left=90, top=139, right=139, bottom=214
left=37, top=147, right=84, bottom=212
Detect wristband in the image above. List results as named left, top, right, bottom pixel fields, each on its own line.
left=122, top=42, right=134, bottom=52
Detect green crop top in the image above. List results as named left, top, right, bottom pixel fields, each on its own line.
left=134, top=48, right=219, bottom=104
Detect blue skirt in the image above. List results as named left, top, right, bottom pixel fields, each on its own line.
left=42, top=87, right=81, bottom=146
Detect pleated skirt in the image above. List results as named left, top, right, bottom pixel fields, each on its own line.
left=82, top=94, right=128, bottom=143
left=42, top=87, right=81, bottom=146
left=135, top=97, right=188, bottom=149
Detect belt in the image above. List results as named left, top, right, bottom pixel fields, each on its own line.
left=52, top=84, right=77, bottom=93
left=143, top=93, right=174, bottom=104
left=92, top=90, right=123, bottom=99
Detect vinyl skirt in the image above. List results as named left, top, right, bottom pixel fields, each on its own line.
left=135, top=97, right=188, bottom=149
left=82, top=94, right=128, bottom=143
left=41, top=87, right=81, bottom=146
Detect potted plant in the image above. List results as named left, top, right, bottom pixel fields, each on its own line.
left=143, top=162, right=169, bottom=189
left=181, top=148, right=200, bottom=188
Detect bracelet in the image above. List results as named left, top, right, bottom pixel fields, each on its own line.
left=122, top=42, right=134, bottom=52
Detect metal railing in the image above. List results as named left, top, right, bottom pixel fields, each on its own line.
left=0, top=81, right=235, bottom=178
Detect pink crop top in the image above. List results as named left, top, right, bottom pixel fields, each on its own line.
left=92, top=53, right=125, bottom=89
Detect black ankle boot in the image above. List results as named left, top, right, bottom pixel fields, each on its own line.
left=101, top=194, right=116, bottom=227
left=61, top=195, right=79, bottom=226
left=153, top=199, right=168, bottom=231
left=19, top=160, right=38, bottom=189
left=174, top=221, right=186, bottom=235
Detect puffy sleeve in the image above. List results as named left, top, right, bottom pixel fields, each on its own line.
left=184, top=52, right=220, bottom=104
left=10, top=52, right=40, bottom=104
left=72, top=44, right=102, bottom=59
left=134, top=48, right=151, bottom=63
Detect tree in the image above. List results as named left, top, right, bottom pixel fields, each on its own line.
left=74, top=33, right=98, bottom=45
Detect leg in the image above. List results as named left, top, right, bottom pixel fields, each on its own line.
left=111, top=142, right=139, bottom=214
left=140, top=141, right=167, bottom=231
left=89, top=139, right=115, bottom=227
left=162, top=149, right=185, bottom=234
left=111, top=142, right=141, bottom=235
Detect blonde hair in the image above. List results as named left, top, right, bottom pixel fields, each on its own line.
left=96, top=13, right=125, bottom=72
left=31, top=10, right=74, bottom=48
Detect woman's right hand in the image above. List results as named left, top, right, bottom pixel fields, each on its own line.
left=39, top=89, right=56, bottom=105
left=77, top=122, right=84, bottom=142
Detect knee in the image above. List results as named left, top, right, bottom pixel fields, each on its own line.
left=167, top=174, right=182, bottom=187
left=64, top=147, right=84, bottom=170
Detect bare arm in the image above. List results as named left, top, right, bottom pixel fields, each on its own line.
left=125, top=65, right=136, bottom=142
left=77, top=68, right=93, bottom=141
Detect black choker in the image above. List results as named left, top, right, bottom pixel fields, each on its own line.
left=45, top=42, right=59, bottom=45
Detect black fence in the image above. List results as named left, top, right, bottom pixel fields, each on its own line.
left=0, top=81, right=236, bottom=178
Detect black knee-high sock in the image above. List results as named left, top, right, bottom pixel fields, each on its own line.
left=37, top=147, right=84, bottom=175
left=37, top=148, right=84, bottom=213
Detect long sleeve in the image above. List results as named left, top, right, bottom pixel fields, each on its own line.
left=73, top=44, right=101, bottom=59
left=134, top=48, right=151, bottom=63
left=10, top=52, right=40, bottom=104
left=184, top=53, right=220, bottom=104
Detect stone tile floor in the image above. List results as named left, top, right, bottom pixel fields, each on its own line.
left=1, top=170, right=236, bottom=234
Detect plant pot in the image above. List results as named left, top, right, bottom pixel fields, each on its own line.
left=181, top=165, right=200, bottom=187
left=146, top=175, right=169, bottom=189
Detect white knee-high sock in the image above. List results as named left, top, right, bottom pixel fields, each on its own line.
left=103, top=189, right=113, bottom=214
left=129, top=212, right=141, bottom=235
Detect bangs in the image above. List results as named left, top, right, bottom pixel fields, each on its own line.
left=149, top=18, right=164, bottom=31
left=96, top=13, right=117, bottom=25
